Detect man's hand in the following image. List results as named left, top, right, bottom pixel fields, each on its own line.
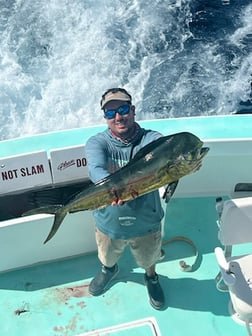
left=111, top=199, right=124, bottom=206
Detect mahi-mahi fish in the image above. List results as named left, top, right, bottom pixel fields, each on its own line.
left=27, top=132, right=209, bottom=243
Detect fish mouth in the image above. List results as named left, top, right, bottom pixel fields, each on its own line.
left=187, top=147, right=209, bottom=163
left=199, top=147, right=209, bottom=157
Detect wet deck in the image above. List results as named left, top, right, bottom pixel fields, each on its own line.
left=1, top=197, right=250, bottom=336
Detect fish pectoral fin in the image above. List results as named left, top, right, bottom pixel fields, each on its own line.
left=22, top=205, right=63, bottom=217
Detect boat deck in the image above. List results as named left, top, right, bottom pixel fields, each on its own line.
left=1, top=196, right=251, bottom=336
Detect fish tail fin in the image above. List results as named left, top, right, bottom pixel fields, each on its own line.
left=43, top=207, right=68, bottom=244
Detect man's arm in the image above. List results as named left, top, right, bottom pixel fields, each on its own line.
left=86, top=136, right=124, bottom=206
left=85, top=136, right=109, bottom=184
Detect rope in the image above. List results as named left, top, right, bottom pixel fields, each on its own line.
left=161, top=236, right=199, bottom=272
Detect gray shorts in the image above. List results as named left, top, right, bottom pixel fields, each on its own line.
left=95, top=228, right=162, bottom=270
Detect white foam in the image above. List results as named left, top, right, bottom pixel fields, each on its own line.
left=0, top=0, right=251, bottom=140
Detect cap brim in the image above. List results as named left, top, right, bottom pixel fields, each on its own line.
left=101, top=91, right=131, bottom=109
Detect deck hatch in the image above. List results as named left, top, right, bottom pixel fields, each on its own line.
left=79, top=317, right=161, bottom=335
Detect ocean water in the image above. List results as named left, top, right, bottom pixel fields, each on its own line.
left=0, top=0, right=251, bottom=140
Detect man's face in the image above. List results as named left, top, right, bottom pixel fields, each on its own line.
left=104, top=100, right=135, bottom=138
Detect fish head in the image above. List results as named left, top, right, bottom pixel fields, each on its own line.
left=156, top=132, right=209, bottom=182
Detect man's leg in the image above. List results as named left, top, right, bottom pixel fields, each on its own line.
left=89, top=228, right=124, bottom=296
left=130, top=231, right=165, bottom=310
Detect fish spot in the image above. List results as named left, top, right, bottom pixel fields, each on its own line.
left=144, top=153, right=153, bottom=161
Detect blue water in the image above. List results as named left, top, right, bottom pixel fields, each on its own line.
left=0, top=0, right=251, bottom=140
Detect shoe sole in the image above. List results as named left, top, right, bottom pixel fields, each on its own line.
left=149, top=298, right=165, bottom=310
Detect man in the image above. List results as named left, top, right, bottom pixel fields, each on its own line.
left=85, top=88, right=165, bottom=310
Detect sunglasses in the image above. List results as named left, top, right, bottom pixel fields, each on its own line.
left=104, top=105, right=131, bottom=119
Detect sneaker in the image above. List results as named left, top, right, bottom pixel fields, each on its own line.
left=144, top=273, right=165, bottom=310
left=89, top=264, right=119, bottom=296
